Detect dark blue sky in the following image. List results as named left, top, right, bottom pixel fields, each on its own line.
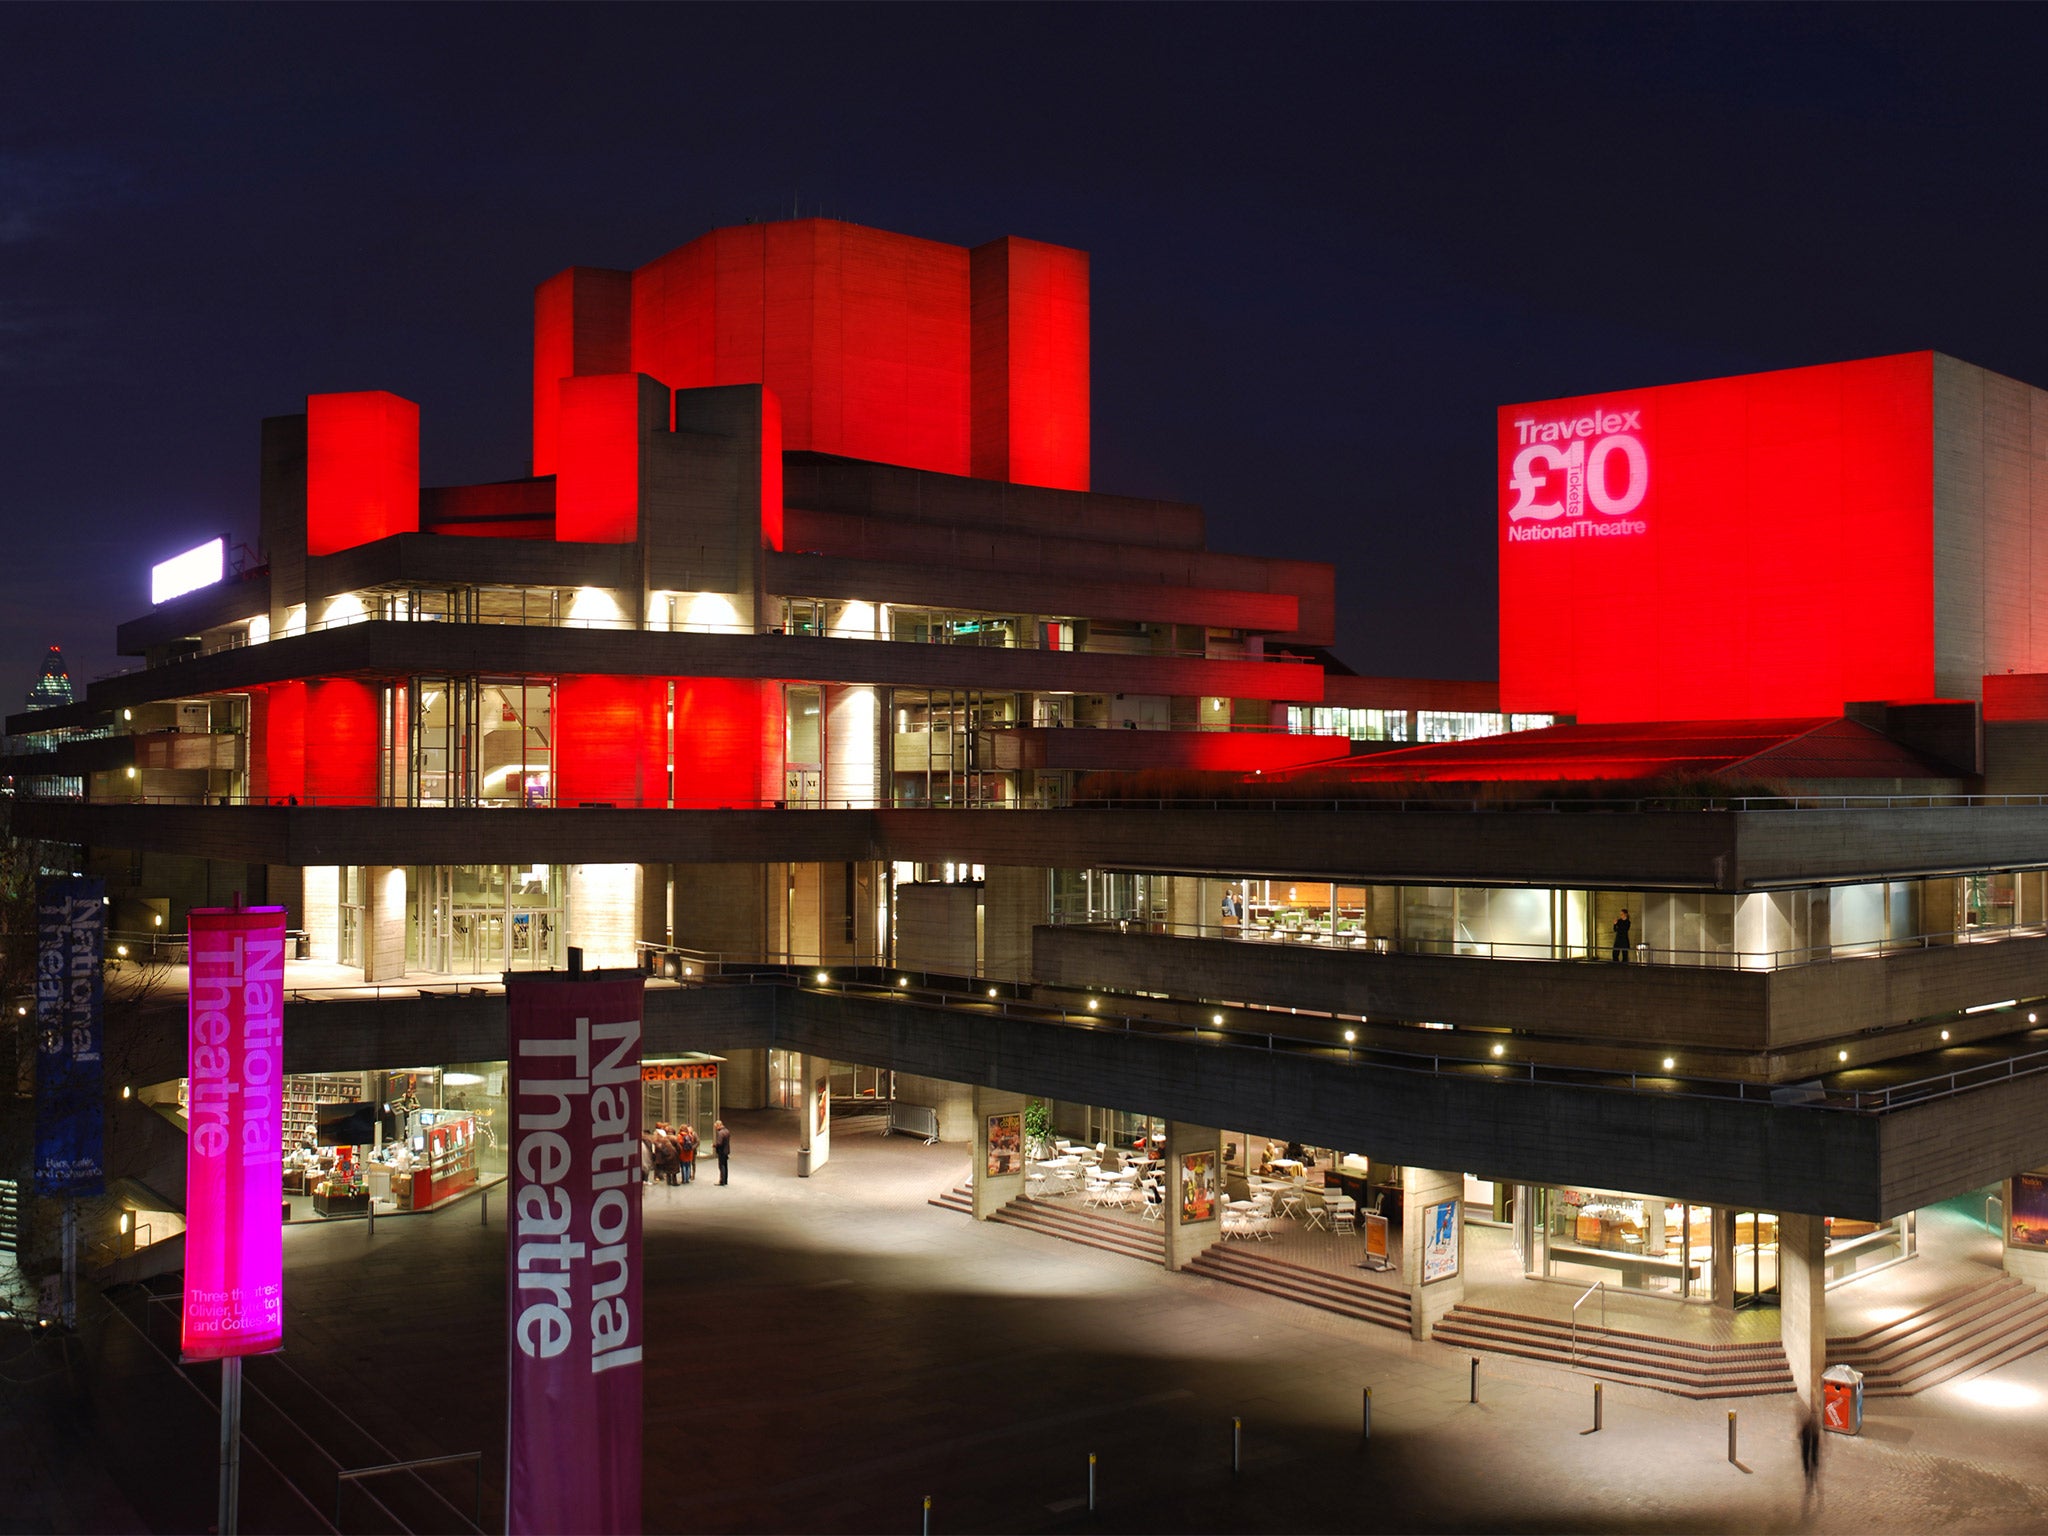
left=7, top=4, right=2048, bottom=703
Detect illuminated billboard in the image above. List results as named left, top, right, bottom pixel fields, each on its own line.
left=150, top=537, right=225, bottom=605
left=1498, top=353, right=1936, bottom=723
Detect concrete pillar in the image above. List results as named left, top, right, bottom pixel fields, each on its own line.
left=971, top=1086, right=1028, bottom=1220
left=1401, top=1167, right=1466, bottom=1340
left=798, top=1054, right=831, bottom=1176
left=363, top=865, right=406, bottom=982
left=1163, top=1122, right=1222, bottom=1272
left=1711, top=1207, right=1737, bottom=1310
left=1779, top=1213, right=1826, bottom=1412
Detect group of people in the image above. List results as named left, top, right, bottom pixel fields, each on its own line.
left=645, top=1119, right=732, bottom=1186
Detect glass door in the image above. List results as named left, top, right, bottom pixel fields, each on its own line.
left=1733, top=1211, right=1780, bottom=1309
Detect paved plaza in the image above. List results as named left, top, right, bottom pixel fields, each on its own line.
left=9, top=1108, right=2048, bottom=1533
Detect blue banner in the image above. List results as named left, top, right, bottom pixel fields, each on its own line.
left=34, top=876, right=106, bottom=1197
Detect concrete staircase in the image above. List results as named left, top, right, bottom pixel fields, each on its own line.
left=1828, top=1275, right=2048, bottom=1395
left=1431, top=1304, right=1794, bottom=1399
left=928, top=1183, right=974, bottom=1216
left=1181, top=1244, right=1411, bottom=1333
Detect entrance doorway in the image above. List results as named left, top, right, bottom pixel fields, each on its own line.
left=1733, top=1211, right=1780, bottom=1309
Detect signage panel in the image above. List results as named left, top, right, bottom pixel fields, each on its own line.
left=1421, top=1198, right=1460, bottom=1284
left=506, top=974, right=645, bottom=1536
left=182, top=906, right=287, bottom=1361
left=150, top=537, right=225, bottom=605
left=33, top=877, right=105, bottom=1196
left=1498, top=352, right=1935, bottom=722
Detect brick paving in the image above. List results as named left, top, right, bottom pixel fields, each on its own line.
left=17, top=1108, right=2048, bottom=1533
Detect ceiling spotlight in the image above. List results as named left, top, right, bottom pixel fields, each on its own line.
left=1212, top=1013, right=1223, bottom=1025
left=987, top=987, right=998, bottom=998
left=815, top=971, right=828, bottom=984
left=1662, top=1057, right=1675, bottom=1071
left=116, top=945, right=128, bottom=957
left=1086, top=998, right=1099, bottom=1011
left=1344, top=1029, right=1357, bottom=1043
left=1490, top=1043, right=1505, bottom=1058
left=1838, top=1050, right=1849, bottom=1062
left=1940, top=1029, right=1951, bottom=1041
left=682, top=965, right=693, bottom=976
left=896, top=977, right=908, bottom=987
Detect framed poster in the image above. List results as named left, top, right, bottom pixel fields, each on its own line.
left=814, top=1080, right=829, bottom=1137
left=986, top=1112, right=1022, bottom=1177
left=1422, top=1198, right=1460, bottom=1283
left=2011, top=1173, right=2048, bottom=1249
left=1180, top=1150, right=1217, bottom=1224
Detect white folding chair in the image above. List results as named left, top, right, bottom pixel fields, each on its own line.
left=1331, top=1199, right=1356, bottom=1236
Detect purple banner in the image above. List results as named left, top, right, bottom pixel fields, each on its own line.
left=506, top=974, right=644, bottom=1536
left=33, top=876, right=105, bottom=1196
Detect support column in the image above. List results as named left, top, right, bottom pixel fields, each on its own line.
left=798, top=1054, right=831, bottom=1177
left=1779, top=1212, right=1827, bottom=1413
left=363, top=865, right=406, bottom=983
left=1163, top=1122, right=1222, bottom=1272
left=971, top=1086, right=1028, bottom=1220
left=1401, top=1168, right=1466, bottom=1340
left=1712, top=1207, right=1737, bottom=1310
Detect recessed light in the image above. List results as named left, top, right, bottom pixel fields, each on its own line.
left=1940, top=1029, right=1950, bottom=1041
left=1838, top=1050, right=1849, bottom=1062
left=815, top=971, right=828, bottom=984
left=896, top=977, right=908, bottom=987
left=1491, top=1043, right=1505, bottom=1058
left=1344, top=1029, right=1357, bottom=1043
left=1086, top=998, right=1098, bottom=1011
left=1212, top=1013, right=1223, bottom=1025
left=988, top=987, right=998, bottom=998
left=1662, top=1057, right=1675, bottom=1071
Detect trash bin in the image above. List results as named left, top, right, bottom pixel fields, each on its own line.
left=1822, top=1363, right=1864, bottom=1434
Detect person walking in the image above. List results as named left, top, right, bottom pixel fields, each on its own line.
left=1798, top=1411, right=1822, bottom=1510
left=653, top=1128, right=680, bottom=1187
left=1611, top=908, right=1632, bottom=963
left=713, top=1119, right=731, bottom=1185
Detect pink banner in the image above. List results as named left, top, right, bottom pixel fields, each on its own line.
left=506, top=975, right=644, bottom=1536
left=182, top=907, right=287, bottom=1362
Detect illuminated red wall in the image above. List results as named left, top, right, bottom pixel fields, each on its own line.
left=554, top=676, right=666, bottom=806
left=971, top=237, right=1090, bottom=491
left=1498, top=352, right=1935, bottom=722
left=307, top=392, right=420, bottom=556
left=672, top=677, right=776, bottom=807
left=304, top=680, right=380, bottom=806
left=555, top=374, right=669, bottom=544
left=253, top=682, right=302, bottom=804
left=538, top=219, right=1089, bottom=489
left=532, top=267, right=632, bottom=478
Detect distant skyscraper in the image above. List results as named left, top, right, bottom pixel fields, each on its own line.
left=25, top=646, right=73, bottom=712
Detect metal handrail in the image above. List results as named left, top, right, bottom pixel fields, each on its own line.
left=1052, top=916, right=2048, bottom=974
left=1570, top=1280, right=1606, bottom=1367
left=336, top=1452, right=482, bottom=1529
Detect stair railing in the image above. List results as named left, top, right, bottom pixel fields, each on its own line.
left=1571, top=1280, right=1606, bottom=1367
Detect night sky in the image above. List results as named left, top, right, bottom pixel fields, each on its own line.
left=8, top=4, right=2048, bottom=704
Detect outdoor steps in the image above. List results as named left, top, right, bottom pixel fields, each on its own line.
left=989, top=1196, right=1167, bottom=1265
left=928, top=1183, right=974, bottom=1216
left=1181, top=1243, right=1411, bottom=1333
left=1828, top=1274, right=2048, bottom=1395
left=1431, top=1304, right=1793, bottom=1399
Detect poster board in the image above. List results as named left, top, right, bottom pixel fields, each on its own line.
left=985, top=1113, right=1021, bottom=1177
left=1421, top=1198, right=1460, bottom=1284
left=1179, top=1149, right=1217, bottom=1224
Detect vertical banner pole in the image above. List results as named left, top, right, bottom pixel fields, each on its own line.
left=219, top=1356, right=243, bottom=1536
left=61, top=1197, right=77, bottom=1330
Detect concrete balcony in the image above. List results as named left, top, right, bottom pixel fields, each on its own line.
left=1030, top=923, right=2048, bottom=1071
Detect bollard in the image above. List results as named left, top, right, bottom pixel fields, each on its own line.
left=1232, top=1416, right=1241, bottom=1474
left=1581, top=1380, right=1600, bottom=1435
left=1727, top=1409, right=1737, bottom=1465
left=1363, top=1386, right=1372, bottom=1440
left=366, top=1202, right=375, bottom=1239
left=1088, top=1452, right=1096, bottom=1511
left=481, top=1191, right=489, bottom=1228
left=922, top=1493, right=931, bottom=1536
left=1470, top=1356, right=1479, bottom=1404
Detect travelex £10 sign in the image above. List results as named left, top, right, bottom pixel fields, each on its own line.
left=1503, top=401, right=1648, bottom=544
